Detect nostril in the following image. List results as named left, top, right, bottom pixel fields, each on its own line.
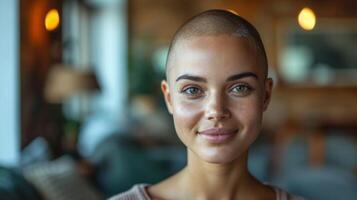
left=206, top=109, right=231, bottom=121
left=205, top=94, right=230, bottom=120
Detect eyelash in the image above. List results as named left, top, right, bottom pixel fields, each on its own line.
left=181, top=86, right=204, bottom=98
left=228, top=83, right=253, bottom=96
left=180, top=83, right=253, bottom=98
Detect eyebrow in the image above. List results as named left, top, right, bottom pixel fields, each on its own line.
left=226, top=72, right=258, bottom=81
left=176, top=74, right=207, bottom=82
left=175, top=72, right=258, bottom=82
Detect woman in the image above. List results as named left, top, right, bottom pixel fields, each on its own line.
left=110, top=9, right=305, bottom=200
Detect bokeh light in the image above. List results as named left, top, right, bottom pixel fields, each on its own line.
left=45, top=9, right=60, bottom=31
left=298, top=7, right=316, bottom=31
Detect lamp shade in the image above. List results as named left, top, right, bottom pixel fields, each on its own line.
left=44, top=64, right=100, bottom=103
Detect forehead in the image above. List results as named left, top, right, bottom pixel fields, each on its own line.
left=167, top=35, right=264, bottom=82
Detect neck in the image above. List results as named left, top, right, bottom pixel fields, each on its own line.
left=179, top=150, right=259, bottom=200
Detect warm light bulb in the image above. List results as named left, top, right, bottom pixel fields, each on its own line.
left=45, top=9, right=60, bottom=31
left=298, top=7, right=316, bottom=31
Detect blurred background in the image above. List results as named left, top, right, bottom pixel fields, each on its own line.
left=1, top=0, right=357, bottom=199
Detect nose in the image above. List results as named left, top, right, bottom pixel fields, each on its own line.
left=205, top=92, right=231, bottom=121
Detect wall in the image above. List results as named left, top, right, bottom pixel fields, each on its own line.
left=0, top=0, right=20, bottom=166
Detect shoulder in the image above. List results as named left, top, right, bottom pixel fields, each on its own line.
left=108, top=184, right=151, bottom=200
left=273, top=186, right=306, bottom=200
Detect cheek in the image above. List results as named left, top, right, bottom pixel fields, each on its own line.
left=172, top=98, right=203, bottom=140
left=231, top=96, right=263, bottom=137
left=235, top=99, right=263, bottom=122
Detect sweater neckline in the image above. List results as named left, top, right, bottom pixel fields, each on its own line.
left=134, top=183, right=288, bottom=200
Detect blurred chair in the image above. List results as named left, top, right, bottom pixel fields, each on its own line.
left=273, top=167, right=357, bottom=200
left=0, top=166, right=43, bottom=200
left=23, top=156, right=102, bottom=200
left=266, top=86, right=357, bottom=199
left=91, top=133, right=186, bottom=198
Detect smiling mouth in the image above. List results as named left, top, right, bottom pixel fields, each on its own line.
left=198, top=128, right=238, bottom=143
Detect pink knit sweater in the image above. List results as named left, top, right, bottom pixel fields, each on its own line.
left=109, top=184, right=306, bottom=200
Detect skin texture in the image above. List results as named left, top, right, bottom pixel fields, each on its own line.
left=148, top=35, right=274, bottom=200
left=165, top=9, right=268, bottom=81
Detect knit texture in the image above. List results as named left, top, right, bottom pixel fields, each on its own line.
left=109, top=184, right=305, bottom=200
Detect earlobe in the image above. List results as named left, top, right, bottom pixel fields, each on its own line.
left=161, top=80, right=173, bottom=114
left=263, top=78, right=273, bottom=111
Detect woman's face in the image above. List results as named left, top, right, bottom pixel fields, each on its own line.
left=162, top=35, right=272, bottom=164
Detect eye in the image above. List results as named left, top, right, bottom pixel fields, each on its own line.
left=229, top=84, right=252, bottom=96
left=181, top=86, right=203, bottom=98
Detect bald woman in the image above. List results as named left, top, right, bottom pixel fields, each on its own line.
left=110, top=9, right=305, bottom=200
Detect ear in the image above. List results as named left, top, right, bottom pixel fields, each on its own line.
left=263, top=78, right=273, bottom=111
left=161, top=80, right=173, bottom=114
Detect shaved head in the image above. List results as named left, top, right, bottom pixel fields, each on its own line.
left=165, top=9, right=268, bottom=80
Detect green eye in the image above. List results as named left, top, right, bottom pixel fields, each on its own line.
left=183, top=87, right=201, bottom=95
left=181, top=86, right=204, bottom=98
left=230, top=84, right=252, bottom=96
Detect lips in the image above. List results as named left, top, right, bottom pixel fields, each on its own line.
left=198, top=128, right=237, bottom=143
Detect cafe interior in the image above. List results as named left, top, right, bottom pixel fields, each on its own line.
left=0, top=0, right=357, bottom=199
